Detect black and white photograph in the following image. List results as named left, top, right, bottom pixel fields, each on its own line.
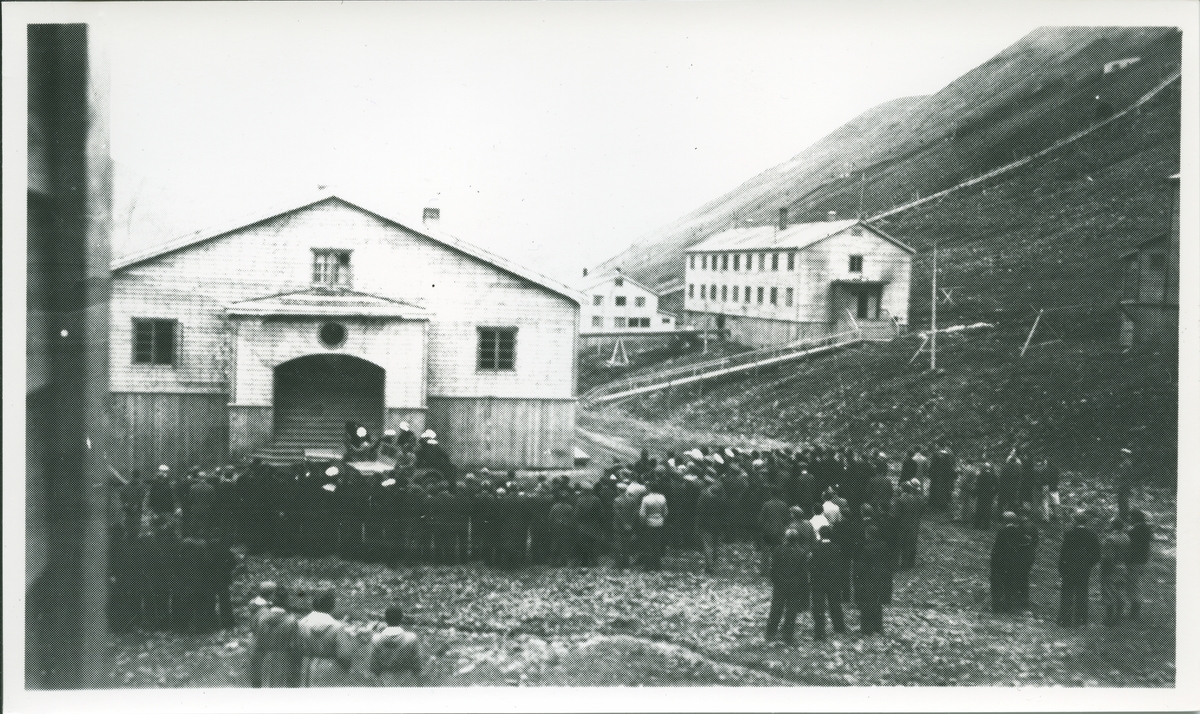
left=4, top=1, right=1196, bottom=711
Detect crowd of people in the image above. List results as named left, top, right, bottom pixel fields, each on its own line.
left=106, top=428, right=1155, bottom=662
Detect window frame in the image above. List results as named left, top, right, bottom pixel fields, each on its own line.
left=477, top=327, right=517, bottom=372
left=689, top=284, right=695, bottom=299
left=785, top=287, right=794, bottom=307
left=614, top=277, right=624, bottom=287
left=614, top=296, right=627, bottom=307
left=613, top=317, right=627, bottom=329
left=733, top=254, right=740, bottom=271
left=591, top=315, right=603, bottom=328
left=771, top=253, right=779, bottom=271
left=787, top=252, right=796, bottom=271
left=757, top=286, right=765, bottom=304
left=593, top=295, right=603, bottom=306
left=311, top=248, right=353, bottom=288
left=634, top=296, right=646, bottom=308
left=849, top=255, right=864, bottom=273
left=770, top=287, right=778, bottom=305
left=132, top=318, right=179, bottom=366
left=721, top=254, right=729, bottom=271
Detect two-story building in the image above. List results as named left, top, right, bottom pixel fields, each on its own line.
left=105, top=192, right=581, bottom=472
left=683, top=211, right=913, bottom=347
left=579, top=270, right=676, bottom=334
left=1119, top=174, right=1179, bottom=347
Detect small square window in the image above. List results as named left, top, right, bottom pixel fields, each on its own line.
left=591, top=316, right=603, bottom=327
left=614, top=277, right=624, bottom=287
left=770, top=287, right=778, bottom=305
left=849, top=255, right=863, bottom=273
left=635, top=296, right=646, bottom=307
left=615, top=296, right=627, bottom=306
left=478, top=328, right=516, bottom=371
left=133, top=318, right=177, bottom=365
left=614, top=317, right=626, bottom=328
left=593, top=295, right=603, bottom=306
left=312, top=249, right=352, bottom=288
left=662, top=317, right=671, bottom=324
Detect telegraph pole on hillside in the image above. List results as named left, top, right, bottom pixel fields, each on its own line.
left=930, top=238, right=938, bottom=370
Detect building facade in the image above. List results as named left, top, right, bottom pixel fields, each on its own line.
left=683, top=215, right=913, bottom=347
left=1119, top=174, right=1179, bottom=347
left=107, top=194, right=580, bottom=472
left=579, top=271, right=676, bottom=334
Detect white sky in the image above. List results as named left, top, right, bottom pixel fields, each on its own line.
left=26, top=1, right=1199, bottom=282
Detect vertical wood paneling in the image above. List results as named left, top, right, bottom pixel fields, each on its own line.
left=104, top=392, right=228, bottom=476
left=426, top=397, right=574, bottom=469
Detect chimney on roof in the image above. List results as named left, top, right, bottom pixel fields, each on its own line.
left=826, top=210, right=837, bottom=222
left=422, top=207, right=440, bottom=227
left=582, top=268, right=589, bottom=277
left=778, top=207, right=788, bottom=231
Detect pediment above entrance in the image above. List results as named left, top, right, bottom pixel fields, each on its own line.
left=225, top=287, right=429, bottom=320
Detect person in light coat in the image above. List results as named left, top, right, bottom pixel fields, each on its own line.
left=248, top=583, right=300, bottom=688
left=638, top=482, right=669, bottom=571
left=369, top=606, right=422, bottom=686
left=297, top=589, right=354, bottom=686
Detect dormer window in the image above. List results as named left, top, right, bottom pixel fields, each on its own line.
left=614, top=277, right=624, bottom=287
left=313, top=249, right=352, bottom=288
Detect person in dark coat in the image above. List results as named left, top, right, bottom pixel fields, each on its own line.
left=575, top=485, right=607, bottom=567
left=792, top=465, right=815, bottom=515
left=867, top=465, right=895, bottom=517
left=764, top=529, right=810, bottom=645
left=893, top=480, right=925, bottom=570
left=175, top=535, right=209, bottom=633
left=499, top=490, right=530, bottom=568
left=997, top=448, right=1023, bottom=515
left=1126, top=509, right=1152, bottom=621
left=973, top=460, right=998, bottom=530
left=928, top=444, right=957, bottom=511
left=204, top=535, right=241, bottom=630
left=809, top=525, right=846, bottom=641
left=854, top=524, right=893, bottom=635
left=547, top=492, right=578, bottom=566
left=184, top=474, right=216, bottom=538
left=1101, top=517, right=1131, bottom=626
left=989, top=512, right=1024, bottom=613
left=1056, top=511, right=1101, bottom=627
left=1013, top=507, right=1040, bottom=611
left=758, top=490, right=791, bottom=576
left=695, top=479, right=727, bottom=575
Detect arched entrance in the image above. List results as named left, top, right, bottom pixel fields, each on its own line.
left=273, top=354, right=385, bottom=451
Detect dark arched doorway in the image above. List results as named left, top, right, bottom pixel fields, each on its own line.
left=273, top=354, right=385, bottom=451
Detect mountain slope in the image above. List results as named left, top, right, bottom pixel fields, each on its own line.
left=594, top=26, right=1181, bottom=290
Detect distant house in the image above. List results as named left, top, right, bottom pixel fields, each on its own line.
left=1119, top=174, right=1179, bottom=347
left=579, top=270, right=676, bottom=334
left=683, top=210, right=913, bottom=347
left=1104, top=57, right=1140, bottom=74
left=107, top=193, right=581, bottom=471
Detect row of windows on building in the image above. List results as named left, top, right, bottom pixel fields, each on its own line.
left=592, top=294, right=646, bottom=307
left=688, top=284, right=795, bottom=307
left=132, top=318, right=520, bottom=372
left=589, top=316, right=671, bottom=328
left=691, top=252, right=865, bottom=274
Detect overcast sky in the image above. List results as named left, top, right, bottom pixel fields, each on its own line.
left=33, top=1, right=1188, bottom=283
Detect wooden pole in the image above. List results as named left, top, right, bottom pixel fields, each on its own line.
left=930, top=239, right=937, bottom=370
left=1020, top=310, right=1044, bottom=358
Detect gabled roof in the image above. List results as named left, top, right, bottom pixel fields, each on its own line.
left=577, top=270, right=660, bottom=296
left=226, top=287, right=429, bottom=320
left=685, top=218, right=915, bottom=255
left=111, top=191, right=582, bottom=305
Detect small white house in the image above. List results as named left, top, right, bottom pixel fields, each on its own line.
left=683, top=212, right=913, bottom=347
left=579, top=271, right=676, bottom=334
left=105, top=192, right=581, bottom=471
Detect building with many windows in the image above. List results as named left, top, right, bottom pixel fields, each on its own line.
left=1119, top=174, right=1179, bottom=347
left=683, top=212, right=913, bottom=347
left=107, top=192, right=581, bottom=470
left=578, top=270, right=676, bottom=334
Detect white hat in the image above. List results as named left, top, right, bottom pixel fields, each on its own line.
left=380, top=478, right=396, bottom=488
left=685, top=448, right=703, bottom=460
left=712, top=453, right=724, bottom=465
left=325, top=466, right=340, bottom=477
left=322, top=483, right=337, bottom=493
left=421, top=429, right=436, bottom=440
left=356, top=426, right=367, bottom=438
left=428, top=439, right=438, bottom=445
left=158, top=464, right=170, bottom=472
left=399, top=422, right=411, bottom=431
left=1120, top=447, right=1132, bottom=455
left=383, top=429, right=396, bottom=437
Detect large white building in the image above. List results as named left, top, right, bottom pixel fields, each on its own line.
left=684, top=213, right=913, bottom=347
left=579, top=271, right=676, bottom=334
left=106, top=192, right=581, bottom=471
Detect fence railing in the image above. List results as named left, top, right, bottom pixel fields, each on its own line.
left=581, top=328, right=864, bottom=406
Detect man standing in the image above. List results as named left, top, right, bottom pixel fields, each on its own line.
left=1115, top=448, right=1136, bottom=523
left=1101, top=518, right=1131, bottom=626
left=764, top=529, right=809, bottom=645
left=370, top=606, right=422, bottom=686
left=612, top=482, right=643, bottom=570
left=1013, top=507, right=1040, bottom=611
left=973, top=460, right=998, bottom=530
left=1126, top=510, right=1152, bottom=620
left=1056, top=512, right=1101, bottom=627
left=1032, top=458, right=1060, bottom=523
left=990, top=512, right=1023, bottom=613
left=297, top=590, right=353, bottom=686
left=854, top=524, right=892, bottom=635
left=248, top=583, right=299, bottom=687
left=928, top=444, right=956, bottom=511
left=809, top=526, right=846, bottom=641
left=954, top=460, right=979, bottom=524
left=757, top=490, right=790, bottom=576
left=639, top=482, right=669, bottom=571
left=893, top=480, right=925, bottom=570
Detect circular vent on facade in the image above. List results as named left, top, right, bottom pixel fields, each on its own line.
left=319, top=322, right=347, bottom=348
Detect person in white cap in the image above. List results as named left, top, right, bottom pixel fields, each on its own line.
left=396, top=421, right=416, bottom=451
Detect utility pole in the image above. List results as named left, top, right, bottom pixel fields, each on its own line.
left=930, top=238, right=937, bottom=371
left=858, top=172, right=866, bottom=218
